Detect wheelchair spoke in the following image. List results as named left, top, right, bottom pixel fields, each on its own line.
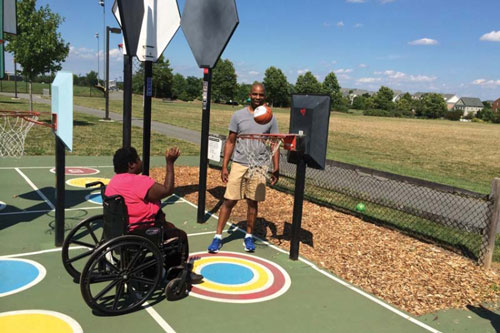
left=130, top=259, right=157, bottom=275
left=129, top=275, right=155, bottom=285
left=89, top=273, right=120, bottom=283
left=126, top=247, right=147, bottom=271
left=71, top=239, right=95, bottom=248
left=85, top=225, right=100, bottom=244
left=66, top=249, right=94, bottom=263
left=94, top=279, right=120, bottom=300
left=102, top=257, right=120, bottom=274
left=112, top=281, right=125, bottom=310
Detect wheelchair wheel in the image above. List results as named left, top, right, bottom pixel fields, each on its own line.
left=165, top=277, right=188, bottom=301
left=80, top=235, right=163, bottom=315
left=62, top=214, right=105, bottom=282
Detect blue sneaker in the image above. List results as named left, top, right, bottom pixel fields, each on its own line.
left=208, top=238, right=222, bottom=253
left=243, top=237, right=256, bottom=252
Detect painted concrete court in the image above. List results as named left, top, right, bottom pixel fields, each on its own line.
left=0, top=156, right=497, bottom=332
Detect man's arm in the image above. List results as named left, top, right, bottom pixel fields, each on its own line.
left=146, top=147, right=180, bottom=202
left=270, top=143, right=280, bottom=185
left=221, top=131, right=237, bottom=183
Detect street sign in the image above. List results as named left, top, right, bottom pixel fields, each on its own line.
left=115, top=0, right=144, bottom=58
left=4, top=0, right=16, bottom=34
left=114, top=0, right=180, bottom=62
left=181, top=0, right=239, bottom=69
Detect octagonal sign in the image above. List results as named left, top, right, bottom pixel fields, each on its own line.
left=181, top=0, right=239, bottom=69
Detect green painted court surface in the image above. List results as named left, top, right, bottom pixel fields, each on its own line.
left=1, top=156, right=498, bottom=332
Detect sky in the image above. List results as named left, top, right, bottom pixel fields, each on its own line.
left=5, top=0, right=500, bottom=100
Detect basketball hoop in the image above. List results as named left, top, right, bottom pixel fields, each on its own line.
left=0, top=111, right=53, bottom=158
left=236, top=133, right=302, bottom=179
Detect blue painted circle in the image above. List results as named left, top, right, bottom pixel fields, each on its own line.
left=0, top=260, right=40, bottom=293
left=201, top=263, right=254, bottom=285
left=87, top=193, right=102, bottom=205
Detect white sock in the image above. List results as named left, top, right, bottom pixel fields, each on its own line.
left=245, top=233, right=252, bottom=239
left=214, top=234, right=222, bottom=239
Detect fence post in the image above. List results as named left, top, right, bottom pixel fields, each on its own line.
left=482, top=178, right=500, bottom=269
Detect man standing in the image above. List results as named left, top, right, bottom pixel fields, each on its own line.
left=207, top=83, right=279, bottom=253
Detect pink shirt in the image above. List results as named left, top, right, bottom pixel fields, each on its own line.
left=105, top=173, right=160, bottom=225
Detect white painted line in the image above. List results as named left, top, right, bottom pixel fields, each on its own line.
left=143, top=303, right=176, bottom=333
left=14, top=168, right=55, bottom=210
left=0, top=246, right=87, bottom=259
left=0, top=206, right=103, bottom=216
left=172, top=194, right=441, bottom=333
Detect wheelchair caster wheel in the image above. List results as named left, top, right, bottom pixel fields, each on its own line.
left=165, top=277, right=188, bottom=301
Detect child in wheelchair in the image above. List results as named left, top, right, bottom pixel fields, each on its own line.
left=106, top=146, right=203, bottom=284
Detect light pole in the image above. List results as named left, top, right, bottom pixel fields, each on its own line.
left=95, top=33, right=100, bottom=84
left=99, top=0, right=105, bottom=86
left=105, top=26, right=121, bottom=120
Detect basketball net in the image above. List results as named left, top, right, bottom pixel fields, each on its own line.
left=0, top=111, right=40, bottom=158
left=236, top=135, right=282, bottom=179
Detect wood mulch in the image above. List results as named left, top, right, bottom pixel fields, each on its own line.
left=151, top=166, right=500, bottom=316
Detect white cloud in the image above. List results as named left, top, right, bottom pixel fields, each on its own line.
left=480, top=31, right=500, bottom=42
left=337, top=21, right=344, bottom=27
left=335, top=68, right=353, bottom=74
left=69, top=46, right=97, bottom=60
left=297, top=69, right=310, bottom=75
left=472, top=78, right=500, bottom=86
left=249, top=71, right=259, bottom=76
left=380, top=0, right=396, bottom=3
left=354, top=23, right=363, bottom=28
left=408, top=38, right=438, bottom=45
left=346, top=0, right=366, bottom=3
left=359, top=64, right=367, bottom=68
left=323, top=22, right=332, bottom=28
left=358, top=77, right=381, bottom=83
left=373, top=70, right=436, bottom=82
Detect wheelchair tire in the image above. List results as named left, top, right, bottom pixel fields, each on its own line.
left=80, top=235, right=163, bottom=315
left=165, top=277, right=188, bottom=301
left=62, top=214, right=105, bottom=282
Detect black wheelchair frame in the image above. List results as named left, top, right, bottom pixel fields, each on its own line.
left=61, top=181, right=193, bottom=315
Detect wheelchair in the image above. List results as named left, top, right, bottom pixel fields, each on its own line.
left=61, top=181, right=194, bottom=315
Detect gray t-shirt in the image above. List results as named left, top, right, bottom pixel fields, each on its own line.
left=229, top=107, right=279, bottom=166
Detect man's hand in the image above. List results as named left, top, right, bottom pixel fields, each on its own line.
left=221, top=167, right=229, bottom=183
left=166, top=147, right=180, bottom=164
left=270, top=169, right=279, bottom=186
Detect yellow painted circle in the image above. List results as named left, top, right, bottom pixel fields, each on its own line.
left=66, top=177, right=110, bottom=188
left=193, top=256, right=273, bottom=293
left=0, top=310, right=82, bottom=333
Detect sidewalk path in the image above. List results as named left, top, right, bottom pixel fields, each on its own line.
left=0, top=92, right=201, bottom=145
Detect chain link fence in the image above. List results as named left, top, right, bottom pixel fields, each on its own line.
left=208, top=134, right=497, bottom=264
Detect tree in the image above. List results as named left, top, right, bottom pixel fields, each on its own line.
left=185, top=76, right=203, bottom=101
left=263, top=66, right=289, bottom=107
left=295, top=71, right=322, bottom=94
left=373, top=86, right=395, bottom=110
left=395, top=92, right=414, bottom=113
left=171, top=73, right=187, bottom=100
left=212, top=58, right=237, bottom=103
left=6, top=0, right=69, bottom=110
left=415, top=93, right=447, bottom=118
left=132, top=56, right=173, bottom=98
left=235, top=83, right=252, bottom=104
left=322, top=72, right=343, bottom=111
left=84, top=71, right=98, bottom=87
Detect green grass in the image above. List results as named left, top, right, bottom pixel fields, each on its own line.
left=0, top=96, right=199, bottom=156
left=0, top=80, right=104, bottom=97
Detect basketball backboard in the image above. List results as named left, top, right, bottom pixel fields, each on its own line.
left=287, top=94, right=331, bottom=170
left=181, top=0, right=239, bottom=69
left=51, top=72, right=73, bottom=151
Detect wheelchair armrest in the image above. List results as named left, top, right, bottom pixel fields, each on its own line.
left=86, top=181, right=105, bottom=189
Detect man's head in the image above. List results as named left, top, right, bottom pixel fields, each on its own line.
left=113, top=146, right=142, bottom=174
left=249, top=83, right=266, bottom=110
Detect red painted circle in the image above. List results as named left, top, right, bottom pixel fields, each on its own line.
left=50, top=167, right=99, bottom=176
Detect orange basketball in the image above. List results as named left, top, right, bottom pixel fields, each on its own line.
left=253, top=105, right=273, bottom=125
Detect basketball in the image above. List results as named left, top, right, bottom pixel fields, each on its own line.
left=253, top=105, right=273, bottom=125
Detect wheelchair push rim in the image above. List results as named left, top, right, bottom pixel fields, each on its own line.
left=80, top=235, right=163, bottom=315
left=61, top=214, right=105, bottom=282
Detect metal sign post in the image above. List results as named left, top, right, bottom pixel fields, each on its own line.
left=142, top=60, right=153, bottom=175
left=181, top=0, right=239, bottom=223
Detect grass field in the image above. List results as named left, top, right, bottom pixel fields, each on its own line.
left=0, top=80, right=105, bottom=97
left=71, top=94, right=499, bottom=194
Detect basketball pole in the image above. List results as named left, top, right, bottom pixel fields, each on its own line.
left=142, top=60, right=153, bottom=176
left=197, top=67, right=212, bottom=223
left=289, top=153, right=306, bottom=260
left=54, top=136, right=65, bottom=246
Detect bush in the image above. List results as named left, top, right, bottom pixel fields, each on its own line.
left=445, top=109, right=463, bottom=121
left=363, top=108, right=414, bottom=118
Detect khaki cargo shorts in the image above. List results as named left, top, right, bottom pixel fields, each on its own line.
left=224, top=162, right=266, bottom=201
